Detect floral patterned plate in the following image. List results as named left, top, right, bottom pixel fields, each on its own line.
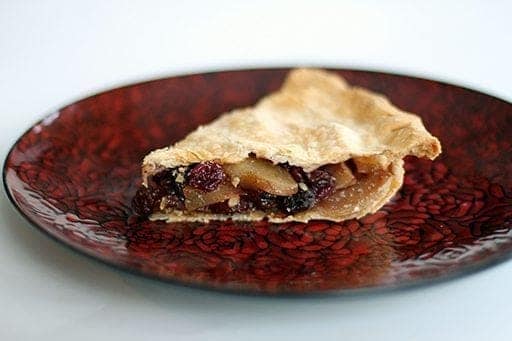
left=4, top=68, right=512, bottom=295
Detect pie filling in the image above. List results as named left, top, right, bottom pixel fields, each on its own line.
left=132, top=157, right=374, bottom=218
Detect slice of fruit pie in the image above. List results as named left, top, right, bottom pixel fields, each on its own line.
left=132, top=68, right=441, bottom=223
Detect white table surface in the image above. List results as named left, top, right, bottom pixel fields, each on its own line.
left=1, top=1, right=511, bottom=340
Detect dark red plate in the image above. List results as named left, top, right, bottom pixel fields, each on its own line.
left=4, top=68, right=512, bottom=295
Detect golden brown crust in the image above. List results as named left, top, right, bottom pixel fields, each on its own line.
left=141, top=68, right=441, bottom=223
left=143, top=68, right=440, bottom=175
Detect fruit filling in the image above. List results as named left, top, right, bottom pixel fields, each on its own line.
left=132, top=157, right=361, bottom=217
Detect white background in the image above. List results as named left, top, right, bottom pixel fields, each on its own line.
left=1, top=1, right=511, bottom=340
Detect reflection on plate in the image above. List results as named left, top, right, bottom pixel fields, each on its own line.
left=4, top=68, right=512, bottom=294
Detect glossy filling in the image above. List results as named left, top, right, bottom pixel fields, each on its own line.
left=132, top=157, right=370, bottom=218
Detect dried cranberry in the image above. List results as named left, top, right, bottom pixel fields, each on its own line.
left=308, top=169, right=336, bottom=200
left=186, top=161, right=225, bottom=192
left=132, top=186, right=162, bottom=216
left=280, top=190, right=315, bottom=214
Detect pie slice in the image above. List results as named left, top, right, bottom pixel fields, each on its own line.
left=132, top=68, right=441, bottom=223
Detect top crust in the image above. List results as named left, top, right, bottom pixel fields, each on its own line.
left=143, top=68, right=441, bottom=178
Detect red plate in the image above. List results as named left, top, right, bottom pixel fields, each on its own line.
left=4, top=69, right=512, bottom=294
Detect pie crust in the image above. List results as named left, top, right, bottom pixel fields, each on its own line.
left=138, top=68, right=441, bottom=223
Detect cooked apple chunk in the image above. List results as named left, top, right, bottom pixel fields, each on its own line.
left=323, top=163, right=356, bottom=189
left=183, top=182, right=240, bottom=211
left=224, top=158, right=298, bottom=196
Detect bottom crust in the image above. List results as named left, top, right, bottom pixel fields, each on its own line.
left=149, top=160, right=404, bottom=223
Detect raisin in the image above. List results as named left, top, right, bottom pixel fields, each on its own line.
left=308, top=169, right=336, bottom=200
left=255, top=191, right=280, bottom=211
left=132, top=186, right=162, bottom=216
left=186, top=161, right=225, bottom=192
left=152, top=168, right=183, bottom=197
left=280, top=190, right=315, bottom=214
left=280, top=163, right=307, bottom=183
left=208, top=202, right=231, bottom=214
